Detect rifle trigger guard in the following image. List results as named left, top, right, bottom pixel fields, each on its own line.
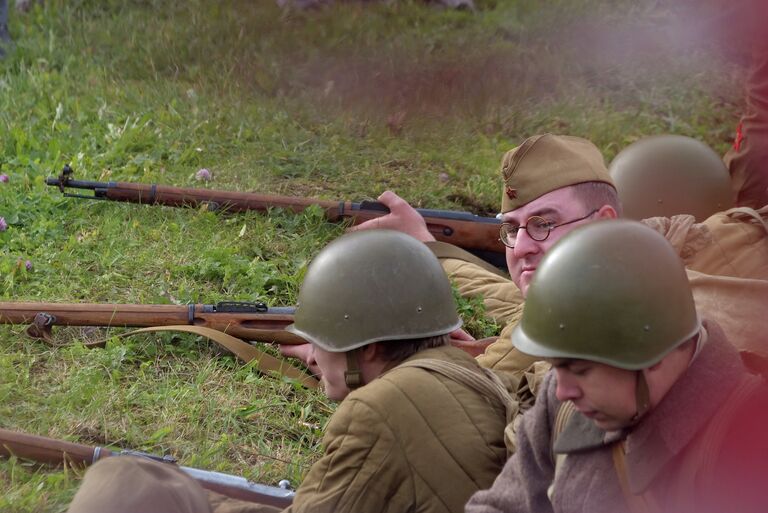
left=58, top=164, right=74, bottom=193
left=26, top=312, right=56, bottom=343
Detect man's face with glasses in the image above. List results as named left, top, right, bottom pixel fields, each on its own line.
left=501, top=186, right=608, bottom=296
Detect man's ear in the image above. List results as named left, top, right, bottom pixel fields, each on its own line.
left=359, top=343, right=381, bottom=362
left=646, top=338, right=696, bottom=373
left=596, top=204, right=619, bottom=220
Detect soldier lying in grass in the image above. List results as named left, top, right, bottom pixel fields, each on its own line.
left=66, top=230, right=516, bottom=513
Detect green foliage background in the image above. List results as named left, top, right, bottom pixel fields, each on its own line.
left=0, top=0, right=743, bottom=510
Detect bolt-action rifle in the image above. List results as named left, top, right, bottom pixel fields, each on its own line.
left=46, top=165, right=506, bottom=269
left=0, top=300, right=301, bottom=345
left=0, top=300, right=323, bottom=388
left=0, top=428, right=295, bottom=508
left=0, top=301, right=497, bottom=358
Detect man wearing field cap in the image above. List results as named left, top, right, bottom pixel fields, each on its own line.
left=332, top=133, right=768, bottom=381
left=465, top=220, right=768, bottom=513
left=342, top=133, right=622, bottom=380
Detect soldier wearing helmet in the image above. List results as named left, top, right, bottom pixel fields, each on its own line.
left=610, top=134, right=768, bottom=282
left=466, top=220, right=768, bottom=513
left=67, top=230, right=515, bottom=513
left=609, top=134, right=734, bottom=222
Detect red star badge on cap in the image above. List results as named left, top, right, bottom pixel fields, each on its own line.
left=505, top=186, right=518, bottom=200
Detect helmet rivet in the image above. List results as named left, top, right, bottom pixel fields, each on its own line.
left=417, top=306, right=423, bottom=313
left=643, top=324, right=651, bottom=331
left=559, top=323, right=566, bottom=330
left=344, top=314, right=350, bottom=320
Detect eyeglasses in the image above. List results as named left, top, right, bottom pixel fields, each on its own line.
left=499, top=209, right=598, bottom=248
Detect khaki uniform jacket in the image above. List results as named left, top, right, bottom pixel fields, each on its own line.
left=465, top=321, right=768, bottom=513
left=210, top=345, right=510, bottom=513
left=427, top=242, right=535, bottom=380
left=286, top=345, right=508, bottom=513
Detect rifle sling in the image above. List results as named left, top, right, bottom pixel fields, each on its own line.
left=723, top=205, right=768, bottom=234
left=39, top=324, right=318, bottom=389
left=125, top=326, right=319, bottom=389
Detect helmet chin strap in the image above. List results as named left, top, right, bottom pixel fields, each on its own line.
left=629, top=328, right=705, bottom=426
left=629, top=370, right=651, bottom=424
left=344, top=349, right=364, bottom=389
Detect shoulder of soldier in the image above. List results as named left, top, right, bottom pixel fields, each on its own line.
left=344, top=346, right=506, bottom=422
left=721, top=377, right=768, bottom=439
left=699, top=375, right=768, bottom=475
left=375, top=346, right=478, bottom=396
left=693, top=377, right=768, bottom=510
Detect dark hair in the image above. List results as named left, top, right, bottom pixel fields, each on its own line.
left=571, top=181, right=623, bottom=216
left=376, top=333, right=450, bottom=363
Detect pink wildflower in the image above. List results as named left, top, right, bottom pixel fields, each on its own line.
left=0, top=174, right=8, bottom=183
left=0, top=217, right=7, bottom=231
left=195, top=168, right=212, bottom=181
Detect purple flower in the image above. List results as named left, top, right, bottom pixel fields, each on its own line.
left=25, top=260, right=33, bottom=271
left=0, top=217, right=7, bottom=231
left=195, top=168, right=212, bottom=181
left=0, top=174, right=8, bottom=183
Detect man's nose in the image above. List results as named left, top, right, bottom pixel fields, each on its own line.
left=555, top=371, right=582, bottom=402
left=512, top=227, right=540, bottom=258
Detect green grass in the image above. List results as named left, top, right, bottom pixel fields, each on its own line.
left=0, top=0, right=745, bottom=510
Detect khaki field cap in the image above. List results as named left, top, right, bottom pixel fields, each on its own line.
left=610, top=135, right=734, bottom=221
left=286, top=230, right=462, bottom=352
left=512, top=220, right=701, bottom=369
left=500, top=134, right=613, bottom=213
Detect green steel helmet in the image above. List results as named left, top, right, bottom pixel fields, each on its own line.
left=286, top=229, right=462, bottom=352
left=609, top=135, right=734, bottom=221
left=512, top=219, right=701, bottom=370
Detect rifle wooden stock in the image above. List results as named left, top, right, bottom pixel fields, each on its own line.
left=0, top=301, right=305, bottom=345
left=46, top=172, right=505, bottom=268
left=0, top=428, right=294, bottom=508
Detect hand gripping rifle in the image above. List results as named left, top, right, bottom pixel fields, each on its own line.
left=46, top=165, right=506, bottom=269
left=0, top=428, right=295, bottom=508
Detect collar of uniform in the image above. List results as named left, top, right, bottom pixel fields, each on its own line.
left=380, top=344, right=475, bottom=378
left=622, top=319, right=743, bottom=494
left=552, top=408, right=611, bottom=453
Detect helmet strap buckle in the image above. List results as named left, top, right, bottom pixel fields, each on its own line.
left=344, top=349, right=364, bottom=389
left=630, top=370, right=651, bottom=424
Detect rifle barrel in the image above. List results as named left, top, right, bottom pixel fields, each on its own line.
left=46, top=174, right=506, bottom=268
left=0, top=428, right=294, bottom=508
